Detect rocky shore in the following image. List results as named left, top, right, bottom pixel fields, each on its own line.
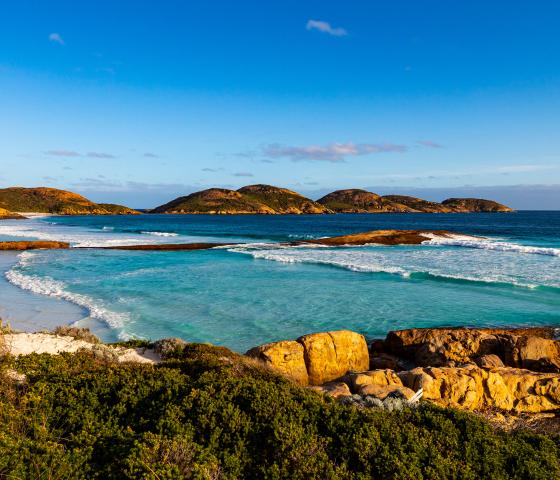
left=3, top=325, right=558, bottom=477
left=246, top=327, right=560, bottom=428
left=4, top=324, right=558, bottom=428
left=0, top=229, right=467, bottom=251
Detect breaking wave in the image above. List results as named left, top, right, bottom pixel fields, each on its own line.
left=5, top=252, right=130, bottom=335
left=425, top=234, right=560, bottom=257
left=140, top=231, right=179, bottom=237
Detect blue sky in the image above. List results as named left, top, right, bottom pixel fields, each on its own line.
left=1, top=1, right=559, bottom=208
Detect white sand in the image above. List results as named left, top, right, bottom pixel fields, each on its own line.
left=2, top=332, right=160, bottom=364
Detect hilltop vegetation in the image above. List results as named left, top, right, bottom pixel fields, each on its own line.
left=317, top=189, right=412, bottom=213
left=0, top=185, right=513, bottom=216
left=154, top=185, right=513, bottom=215
left=318, top=189, right=513, bottom=214
left=442, top=197, right=515, bottom=212
left=153, top=185, right=330, bottom=214
left=0, top=341, right=558, bottom=479
left=0, top=187, right=140, bottom=215
left=381, top=195, right=456, bottom=213
left=238, top=184, right=330, bottom=214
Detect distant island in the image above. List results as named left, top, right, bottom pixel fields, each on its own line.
left=0, top=185, right=513, bottom=216
left=152, top=185, right=513, bottom=214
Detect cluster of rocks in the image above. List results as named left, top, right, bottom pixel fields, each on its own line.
left=246, top=327, right=560, bottom=415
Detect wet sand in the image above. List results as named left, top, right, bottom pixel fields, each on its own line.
left=0, top=252, right=86, bottom=332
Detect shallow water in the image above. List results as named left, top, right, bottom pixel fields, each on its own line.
left=0, top=212, right=558, bottom=352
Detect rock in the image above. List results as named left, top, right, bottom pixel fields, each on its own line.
left=385, top=328, right=503, bottom=366
left=344, top=369, right=403, bottom=391
left=246, top=340, right=309, bottom=385
left=0, top=241, right=70, bottom=251
left=301, top=230, right=457, bottom=247
left=311, top=381, right=352, bottom=399
left=358, top=384, right=415, bottom=400
left=0, top=208, right=25, bottom=220
left=297, top=330, right=369, bottom=385
left=503, top=335, right=560, bottom=373
left=369, top=353, right=400, bottom=370
left=398, top=365, right=560, bottom=413
left=384, top=327, right=558, bottom=371
left=101, top=243, right=235, bottom=251
left=476, top=354, right=504, bottom=368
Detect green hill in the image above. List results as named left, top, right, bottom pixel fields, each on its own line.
left=153, top=185, right=331, bottom=214
left=152, top=188, right=275, bottom=214
left=237, top=184, right=331, bottom=214
left=0, top=187, right=139, bottom=215
left=442, top=197, right=514, bottom=212
left=317, top=189, right=417, bottom=213
left=381, top=195, right=455, bottom=213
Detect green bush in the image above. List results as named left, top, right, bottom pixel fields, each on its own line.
left=0, top=344, right=558, bottom=479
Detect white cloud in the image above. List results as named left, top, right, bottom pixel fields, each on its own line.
left=48, top=33, right=65, bottom=45
left=306, top=20, right=347, bottom=37
left=45, top=149, right=80, bottom=157
left=87, top=152, right=115, bottom=159
left=417, top=140, right=443, bottom=149
left=263, top=142, right=407, bottom=162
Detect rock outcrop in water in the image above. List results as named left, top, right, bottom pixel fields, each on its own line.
left=152, top=185, right=331, bottom=214
left=300, top=229, right=457, bottom=246
left=0, top=241, right=70, bottom=250
left=0, top=187, right=140, bottom=215
left=248, top=327, right=560, bottom=416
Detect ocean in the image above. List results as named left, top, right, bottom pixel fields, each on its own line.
left=0, top=211, right=558, bottom=352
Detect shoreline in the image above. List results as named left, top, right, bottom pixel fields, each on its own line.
left=0, top=251, right=89, bottom=333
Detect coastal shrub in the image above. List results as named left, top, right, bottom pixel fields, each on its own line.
left=0, top=345, right=558, bottom=479
left=53, top=325, right=101, bottom=344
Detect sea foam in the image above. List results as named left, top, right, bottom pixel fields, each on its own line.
left=424, top=233, right=560, bottom=256
left=5, top=253, right=130, bottom=333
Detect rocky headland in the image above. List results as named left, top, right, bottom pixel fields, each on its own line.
left=0, top=208, right=25, bottom=220
left=0, top=241, right=70, bottom=250
left=299, top=229, right=459, bottom=246
left=0, top=229, right=466, bottom=250
left=0, top=187, right=140, bottom=215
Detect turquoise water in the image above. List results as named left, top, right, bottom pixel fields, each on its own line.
left=0, top=212, right=559, bottom=352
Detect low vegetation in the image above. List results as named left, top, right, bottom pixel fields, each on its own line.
left=0, top=340, right=558, bottom=479
left=53, top=325, right=101, bottom=344
left=0, top=187, right=138, bottom=215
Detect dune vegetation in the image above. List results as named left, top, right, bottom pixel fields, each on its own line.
left=0, top=336, right=558, bottom=479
